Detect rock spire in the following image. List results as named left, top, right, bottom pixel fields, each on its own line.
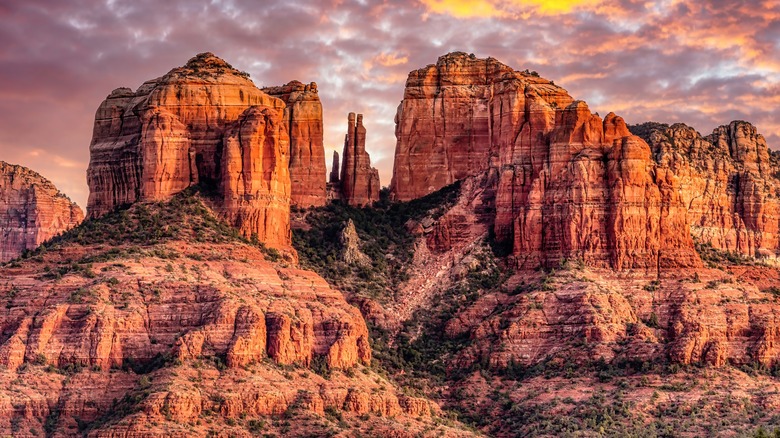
left=339, top=113, right=380, bottom=207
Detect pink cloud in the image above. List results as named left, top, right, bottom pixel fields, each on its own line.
left=0, top=0, right=778, bottom=209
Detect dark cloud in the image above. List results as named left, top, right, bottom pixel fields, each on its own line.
left=1, top=0, right=779, bottom=208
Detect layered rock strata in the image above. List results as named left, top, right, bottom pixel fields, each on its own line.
left=339, top=113, right=380, bottom=207
left=639, top=121, right=780, bottom=258
left=0, top=199, right=452, bottom=436
left=87, top=53, right=293, bottom=248
left=262, top=81, right=327, bottom=207
left=390, top=52, right=700, bottom=270
left=446, top=265, right=780, bottom=371
left=0, top=161, right=83, bottom=262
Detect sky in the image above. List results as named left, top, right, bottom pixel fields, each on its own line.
left=1, top=0, right=780, bottom=209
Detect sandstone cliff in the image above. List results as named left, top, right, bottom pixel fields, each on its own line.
left=390, top=52, right=700, bottom=271
left=87, top=53, right=292, bottom=248
left=639, top=121, right=780, bottom=259
left=262, top=81, right=327, bottom=207
left=287, top=52, right=780, bottom=437
left=339, top=113, right=380, bottom=207
left=0, top=161, right=83, bottom=263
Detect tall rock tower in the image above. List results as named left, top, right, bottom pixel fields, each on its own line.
left=339, top=113, right=380, bottom=207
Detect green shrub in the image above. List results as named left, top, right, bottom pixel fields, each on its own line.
left=645, top=312, right=660, bottom=328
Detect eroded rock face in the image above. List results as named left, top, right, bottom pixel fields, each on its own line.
left=391, top=52, right=700, bottom=271
left=0, top=161, right=83, bottom=262
left=0, top=242, right=370, bottom=373
left=86, top=53, right=291, bottom=248
left=643, top=121, right=780, bottom=258
left=217, top=106, right=291, bottom=245
left=340, top=113, right=381, bottom=207
left=446, top=266, right=780, bottom=373
left=390, top=54, right=515, bottom=201
left=262, top=81, right=327, bottom=207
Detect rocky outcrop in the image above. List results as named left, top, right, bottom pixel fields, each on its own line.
left=330, top=151, right=340, bottom=184
left=446, top=265, right=780, bottom=372
left=0, top=161, right=83, bottom=262
left=262, top=81, right=327, bottom=207
left=641, top=121, right=780, bottom=259
left=339, top=219, right=371, bottom=266
left=391, top=52, right=700, bottom=271
left=339, top=113, right=381, bottom=207
left=86, top=53, right=291, bottom=248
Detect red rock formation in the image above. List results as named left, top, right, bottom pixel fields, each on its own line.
left=340, top=113, right=380, bottom=207
left=391, top=52, right=700, bottom=271
left=445, top=266, right=780, bottom=373
left=0, top=161, right=83, bottom=262
left=262, top=81, right=327, bottom=207
left=86, top=53, right=291, bottom=249
left=644, top=121, right=780, bottom=259
left=217, top=106, right=291, bottom=245
left=391, top=54, right=505, bottom=201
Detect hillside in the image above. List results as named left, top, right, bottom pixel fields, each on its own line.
left=293, top=181, right=780, bottom=437
left=0, top=191, right=474, bottom=437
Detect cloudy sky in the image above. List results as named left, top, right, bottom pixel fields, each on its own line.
left=2, top=0, right=779, bottom=208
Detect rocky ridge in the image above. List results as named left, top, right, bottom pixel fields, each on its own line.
left=639, top=121, right=780, bottom=259
left=0, top=161, right=83, bottom=263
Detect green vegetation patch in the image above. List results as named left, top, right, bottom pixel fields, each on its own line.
left=292, top=183, right=462, bottom=301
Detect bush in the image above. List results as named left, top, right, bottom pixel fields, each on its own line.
left=645, top=312, right=660, bottom=328
left=311, top=355, right=331, bottom=379
left=34, top=353, right=47, bottom=365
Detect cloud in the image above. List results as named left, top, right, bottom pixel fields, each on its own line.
left=374, top=52, right=409, bottom=67
left=0, top=0, right=779, bottom=210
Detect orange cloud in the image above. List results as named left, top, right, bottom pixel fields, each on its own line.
left=374, top=52, right=409, bottom=67
left=420, top=0, right=604, bottom=18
